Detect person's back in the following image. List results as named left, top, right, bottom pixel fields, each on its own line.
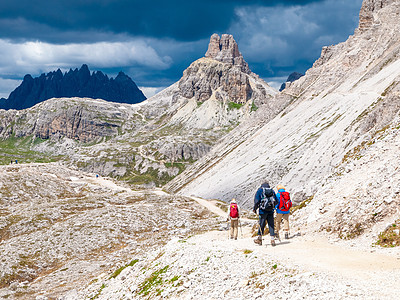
left=275, top=185, right=292, bottom=240
left=227, top=198, right=240, bottom=240
left=253, top=181, right=277, bottom=246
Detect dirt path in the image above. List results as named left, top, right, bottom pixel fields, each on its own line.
left=187, top=195, right=400, bottom=296
left=74, top=176, right=400, bottom=295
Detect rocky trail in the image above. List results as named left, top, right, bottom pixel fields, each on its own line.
left=65, top=175, right=400, bottom=299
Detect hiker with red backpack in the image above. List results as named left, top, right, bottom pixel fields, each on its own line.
left=275, top=184, right=292, bottom=240
left=227, top=198, right=240, bottom=240
left=253, top=182, right=278, bottom=246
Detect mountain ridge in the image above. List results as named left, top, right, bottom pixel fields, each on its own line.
left=0, top=64, right=146, bottom=110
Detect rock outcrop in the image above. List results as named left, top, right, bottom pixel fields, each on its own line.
left=0, top=64, right=146, bottom=110
left=358, top=0, right=397, bottom=31
left=205, top=33, right=250, bottom=74
left=178, top=34, right=260, bottom=105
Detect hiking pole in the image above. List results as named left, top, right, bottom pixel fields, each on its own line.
left=227, top=219, right=230, bottom=240
left=239, top=219, right=243, bottom=239
left=257, top=217, right=263, bottom=245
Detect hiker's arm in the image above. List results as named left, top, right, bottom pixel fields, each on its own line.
left=253, top=190, right=260, bottom=212
left=273, top=191, right=278, bottom=207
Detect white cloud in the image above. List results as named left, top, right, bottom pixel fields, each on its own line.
left=0, top=39, right=172, bottom=77
left=0, top=78, right=21, bottom=98
left=139, top=86, right=167, bottom=98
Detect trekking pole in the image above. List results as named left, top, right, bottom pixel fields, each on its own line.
left=239, top=219, right=243, bottom=238
left=227, top=219, right=230, bottom=240
left=257, top=218, right=263, bottom=245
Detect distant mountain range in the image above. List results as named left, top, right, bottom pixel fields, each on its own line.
left=0, top=64, right=146, bottom=110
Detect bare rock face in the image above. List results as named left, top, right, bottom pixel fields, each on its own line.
left=358, top=0, right=398, bottom=31
left=1, top=98, right=126, bottom=143
left=205, top=34, right=250, bottom=74
left=178, top=34, right=256, bottom=104
left=178, top=58, right=252, bottom=103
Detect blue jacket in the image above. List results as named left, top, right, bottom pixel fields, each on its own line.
left=254, top=183, right=278, bottom=215
left=276, top=189, right=290, bottom=214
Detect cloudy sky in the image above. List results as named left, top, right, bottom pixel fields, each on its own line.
left=0, top=0, right=363, bottom=98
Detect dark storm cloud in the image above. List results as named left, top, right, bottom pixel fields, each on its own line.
left=0, top=0, right=364, bottom=98
left=0, top=0, right=322, bottom=42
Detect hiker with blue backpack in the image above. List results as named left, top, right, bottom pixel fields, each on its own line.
left=227, top=198, right=240, bottom=240
left=275, top=185, right=292, bottom=240
left=253, top=182, right=278, bottom=246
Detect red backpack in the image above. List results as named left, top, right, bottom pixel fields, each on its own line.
left=279, top=192, right=292, bottom=212
left=230, top=203, right=239, bottom=218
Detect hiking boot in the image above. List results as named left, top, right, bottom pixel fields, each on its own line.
left=285, top=232, right=289, bottom=239
left=271, top=238, right=276, bottom=247
left=254, top=236, right=262, bottom=245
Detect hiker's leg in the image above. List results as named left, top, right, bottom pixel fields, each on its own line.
left=230, top=220, right=235, bottom=238
left=283, top=213, right=290, bottom=232
left=266, top=213, right=275, bottom=237
left=233, top=219, right=238, bottom=239
left=258, top=214, right=267, bottom=235
left=275, top=213, right=283, bottom=233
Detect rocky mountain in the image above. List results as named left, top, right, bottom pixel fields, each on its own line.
left=0, top=64, right=146, bottom=110
left=0, top=163, right=219, bottom=298
left=0, top=34, right=277, bottom=187
left=279, top=71, right=304, bottom=91
left=166, top=0, right=400, bottom=238
left=3, top=1, right=400, bottom=299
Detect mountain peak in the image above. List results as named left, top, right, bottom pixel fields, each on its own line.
left=0, top=65, right=146, bottom=110
left=205, top=33, right=250, bottom=74
left=358, top=0, right=398, bottom=31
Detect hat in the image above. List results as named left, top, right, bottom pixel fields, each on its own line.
left=231, top=198, right=236, bottom=203
left=277, top=184, right=285, bottom=190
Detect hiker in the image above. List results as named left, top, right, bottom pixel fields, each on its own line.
left=227, top=198, right=240, bottom=240
left=275, top=185, right=292, bottom=240
left=253, top=182, right=278, bottom=246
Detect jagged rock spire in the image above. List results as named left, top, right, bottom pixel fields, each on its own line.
left=358, top=0, right=397, bottom=31
left=205, top=34, right=250, bottom=74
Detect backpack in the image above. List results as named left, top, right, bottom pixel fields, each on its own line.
left=230, top=203, right=239, bottom=218
left=260, top=188, right=275, bottom=211
left=278, top=191, right=292, bottom=212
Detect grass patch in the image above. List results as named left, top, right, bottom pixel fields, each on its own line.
left=291, top=195, right=314, bottom=214
left=243, top=249, right=253, bottom=254
left=109, top=259, right=139, bottom=279
left=227, top=102, right=243, bottom=110
left=90, top=283, right=106, bottom=300
left=376, top=220, right=400, bottom=247
left=0, top=136, right=61, bottom=165
left=137, top=265, right=169, bottom=296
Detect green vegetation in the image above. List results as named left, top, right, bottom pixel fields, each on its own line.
left=251, top=102, right=258, bottom=112
left=227, top=102, right=243, bottom=110
left=137, top=265, right=169, bottom=296
left=0, top=136, right=61, bottom=165
left=109, top=259, right=139, bottom=279
left=243, top=249, right=253, bottom=254
left=291, top=195, right=314, bottom=214
left=90, top=283, right=106, bottom=300
left=376, top=220, right=400, bottom=247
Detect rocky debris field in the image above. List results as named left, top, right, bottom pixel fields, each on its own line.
left=68, top=228, right=400, bottom=300
left=0, top=163, right=219, bottom=299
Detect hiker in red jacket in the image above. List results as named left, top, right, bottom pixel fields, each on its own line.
left=227, top=198, right=240, bottom=240
left=275, top=185, right=292, bottom=240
